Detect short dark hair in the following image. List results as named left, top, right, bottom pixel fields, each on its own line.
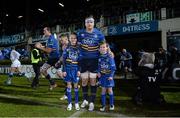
left=85, top=15, right=94, bottom=20
left=59, top=33, right=69, bottom=39
left=70, top=32, right=77, bottom=36
left=44, top=27, right=51, bottom=32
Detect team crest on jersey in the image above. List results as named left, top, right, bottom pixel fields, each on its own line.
left=81, top=33, right=85, bottom=37
left=94, top=34, right=98, bottom=38
left=69, top=51, right=78, bottom=60
left=82, top=38, right=95, bottom=45
left=100, top=62, right=109, bottom=69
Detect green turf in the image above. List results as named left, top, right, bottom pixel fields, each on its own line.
left=0, top=75, right=180, bottom=117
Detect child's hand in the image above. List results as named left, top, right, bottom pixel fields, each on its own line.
left=63, top=72, right=67, bottom=77
left=77, top=71, right=81, bottom=77
left=97, top=73, right=101, bottom=78
left=108, top=77, right=113, bottom=80
left=57, top=70, right=63, bottom=78
left=55, top=61, right=60, bottom=68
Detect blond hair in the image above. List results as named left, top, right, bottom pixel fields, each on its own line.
left=100, top=42, right=114, bottom=58
left=138, top=52, right=155, bottom=66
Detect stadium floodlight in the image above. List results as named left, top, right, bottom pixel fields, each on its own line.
left=18, top=16, right=23, bottom=19
left=58, top=3, right=64, bottom=7
left=38, top=8, right=44, bottom=13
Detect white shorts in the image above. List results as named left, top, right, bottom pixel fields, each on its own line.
left=80, top=71, right=97, bottom=79
left=57, top=65, right=63, bottom=73
left=11, top=60, right=21, bottom=68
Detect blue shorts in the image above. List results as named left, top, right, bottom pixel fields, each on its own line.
left=47, top=58, right=59, bottom=66
left=100, top=74, right=115, bottom=88
left=80, top=58, right=98, bottom=73
left=64, top=67, right=79, bottom=83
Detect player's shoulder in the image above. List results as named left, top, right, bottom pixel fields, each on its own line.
left=77, top=29, right=85, bottom=34
left=94, top=28, right=104, bottom=38
left=11, top=50, right=17, bottom=53
left=49, top=35, right=56, bottom=40
left=93, top=28, right=102, bottom=33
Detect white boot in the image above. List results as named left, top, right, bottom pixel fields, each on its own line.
left=81, top=100, right=88, bottom=108
left=67, top=103, right=72, bottom=111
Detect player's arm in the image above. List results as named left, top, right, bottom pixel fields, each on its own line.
left=35, top=42, right=53, bottom=53
left=38, top=46, right=53, bottom=54
left=109, top=56, right=116, bottom=78
left=62, top=48, right=68, bottom=72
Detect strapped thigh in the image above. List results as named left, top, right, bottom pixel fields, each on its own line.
left=80, top=71, right=89, bottom=79
left=40, top=63, right=51, bottom=73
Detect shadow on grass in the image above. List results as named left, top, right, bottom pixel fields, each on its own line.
left=0, top=85, right=63, bottom=99
left=113, top=99, right=180, bottom=117
left=0, top=96, right=46, bottom=106
left=161, top=87, right=180, bottom=92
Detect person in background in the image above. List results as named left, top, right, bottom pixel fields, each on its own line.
left=4, top=47, right=22, bottom=85
left=0, top=49, right=5, bottom=60
left=162, top=45, right=180, bottom=80
left=120, top=48, right=133, bottom=73
left=31, top=43, right=43, bottom=89
left=35, top=27, right=60, bottom=90
left=55, top=34, right=69, bottom=100
left=133, top=52, right=165, bottom=104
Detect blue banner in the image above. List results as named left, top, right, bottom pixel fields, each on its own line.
left=0, top=33, right=25, bottom=46
left=108, top=21, right=158, bottom=36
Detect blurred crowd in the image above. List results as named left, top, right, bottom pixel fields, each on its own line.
left=0, top=47, right=29, bottom=60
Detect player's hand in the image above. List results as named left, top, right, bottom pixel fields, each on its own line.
left=77, top=71, right=81, bottom=77
left=55, top=61, right=61, bottom=68
left=63, top=72, right=67, bottom=77
left=97, top=73, right=101, bottom=78
left=35, top=42, right=42, bottom=49
left=55, top=62, right=58, bottom=68
left=108, top=77, right=113, bottom=80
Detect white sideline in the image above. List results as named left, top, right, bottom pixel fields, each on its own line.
left=0, top=93, right=127, bottom=117
left=68, top=107, right=127, bottom=118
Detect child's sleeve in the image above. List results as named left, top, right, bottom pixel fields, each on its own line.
left=77, top=49, right=81, bottom=72
left=98, top=58, right=101, bottom=73
left=110, top=57, right=116, bottom=78
left=62, top=48, right=67, bottom=72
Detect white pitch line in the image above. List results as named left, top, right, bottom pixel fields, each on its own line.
left=0, top=94, right=127, bottom=117
left=68, top=108, right=127, bottom=118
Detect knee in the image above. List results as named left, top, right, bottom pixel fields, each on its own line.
left=81, top=72, right=89, bottom=86
left=40, top=68, right=47, bottom=75
left=57, top=71, right=63, bottom=78
left=89, top=73, right=97, bottom=86
left=82, top=79, right=88, bottom=86
left=108, top=88, right=113, bottom=94
left=67, top=83, right=72, bottom=88
left=90, top=78, right=96, bottom=86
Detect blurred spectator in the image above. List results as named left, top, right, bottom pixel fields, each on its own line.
left=154, top=47, right=168, bottom=72
left=167, top=46, right=180, bottom=65
left=133, top=52, right=165, bottom=105
left=18, top=48, right=29, bottom=59
left=2, top=48, right=11, bottom=59
left=119, top=48, right=133, bottom=72
left=0, top=50, right=5, bottom=60
left=4, top=47, right=22, bottom=85
left=162, top=45, right=180, bottom=80
left=138, top=49, right=145, bottom=59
